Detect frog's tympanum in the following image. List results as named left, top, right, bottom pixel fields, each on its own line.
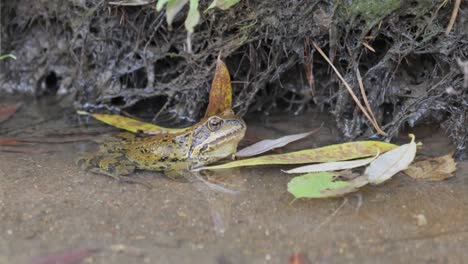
left=77, top=114, right=246, bottom=179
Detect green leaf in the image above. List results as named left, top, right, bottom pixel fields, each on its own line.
left=197, top=141, right=397, bottom=170
left=185, top=0, right=200, bottom=33
left=166, top=0, right=189, bottom=26
left=0, top=54, right=16, bottom=60
left=206, top=0, right=239, bottom=11
left=156, top=0, right=169, bottom=11
left=288, top=172, right=368, bottom=199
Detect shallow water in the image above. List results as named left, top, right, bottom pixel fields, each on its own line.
left=1, top=98, right=467, bottom=264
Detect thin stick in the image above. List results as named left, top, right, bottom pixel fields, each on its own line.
left=355, top=68, right=386, bottom=135
left=312, top=41, right=384, bottom=135
left=445, top=0, right=461, bottom=35
left=362, top=41, right=376, bottom=53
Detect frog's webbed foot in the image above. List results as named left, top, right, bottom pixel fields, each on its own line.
left=164, top=169, right=188, bottom=181
left=76, top=152, right=152, bottom=188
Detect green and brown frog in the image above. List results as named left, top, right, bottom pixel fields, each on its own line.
left=77, top=113, right=246, bottom=181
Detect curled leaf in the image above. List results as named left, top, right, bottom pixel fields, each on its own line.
left=156, top=0, right=169, bottom=11
left=284, top=151, right=379, bottom=174
left=185, top=0, right=200, bottom=33
left=166, top=0, right=189, bottom=26
left=365, top=134, right=417, bottom=184
left=206, top=0, right=239, bottom=10
left=0, top=54, right=16, bottom=60
left=197, top=141, right=397, bottom=170
left=404, top=153, right=457, bottom=181
left=77, top=111, right=187, bottom=134
left=236, top=129, right=318, bottom=158
left=288, top=172, right=369, bottom=199
left=204, top=56, right=232, bottom=117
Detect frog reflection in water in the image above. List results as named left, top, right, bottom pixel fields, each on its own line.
left=77, top=114, right=246, bottom=180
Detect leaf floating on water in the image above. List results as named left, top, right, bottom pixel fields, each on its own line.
left=319, top=175, right=369, bottom=197
left=206, top=0, right=239, bottom=10
left=284, top=151, right=379, bottom=174
left=404, top=153, right=457, bottom=182
left=365, top=134, right=417, bottom=184
left=204, top=56, right=233, bottom=117
left=287, top=172, right=369, bottom=199
left=0, top=102, right=21, bottom=124
left=77, top=111, right=186, bottom=134
left=197, top=141, right=397, bottom=170
left=236, top=129, right=318, bottom=158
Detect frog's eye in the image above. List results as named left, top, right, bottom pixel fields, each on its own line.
left=208, top=117, right=223, bottom=131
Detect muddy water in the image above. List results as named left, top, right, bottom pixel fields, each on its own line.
left=1, top=99, right=467, bottom=264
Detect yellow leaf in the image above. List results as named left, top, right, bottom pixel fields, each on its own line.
left=77, top=111, right=187, bottom=134
left=197, top=141, right=397, bottom=170
left=204, top=56, right=232, bottom=117
left=404, top=153, right=457, bottom=181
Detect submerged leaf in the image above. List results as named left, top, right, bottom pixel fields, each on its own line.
left=0, top=103, right=21, bottom=124
left=404, top=153, right=457, bottom=181
left=289, top=253, right=310, bottom=264
left=204, top=56, right=232, bottom=117
left=206, top=0, right=239, bottom=10
left=197, top=141, right=397, bottom=170
left=284, top=151, right=379, bottom=174
left=77, top=111, right=187, bottom=134
left=24, top=248, right=98, bottom=264
left=288, top=172, right=368, bottom=199
left=236, top=129, right=318, bottom=158
left=365, top=134, right=417, bottom=184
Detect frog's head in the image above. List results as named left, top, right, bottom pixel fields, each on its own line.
left=189, top=114, right=246, bottom=167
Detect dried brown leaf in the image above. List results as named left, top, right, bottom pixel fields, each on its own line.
left=204, top=56, right=232, bottom=117
left=404, top=153, right=457, bottom=181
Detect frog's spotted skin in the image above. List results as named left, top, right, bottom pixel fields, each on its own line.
left=77, top=115, right=246, bottom=181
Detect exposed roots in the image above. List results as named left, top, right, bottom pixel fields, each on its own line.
left=1, top=0, right=467, bottom=157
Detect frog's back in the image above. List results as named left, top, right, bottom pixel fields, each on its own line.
left=123, top=132, right=192, bottom=172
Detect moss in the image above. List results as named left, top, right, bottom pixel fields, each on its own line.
left=337, top=0, right=400, bottom=30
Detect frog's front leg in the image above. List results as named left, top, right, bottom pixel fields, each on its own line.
left=76, top=152, right=152, bottom=187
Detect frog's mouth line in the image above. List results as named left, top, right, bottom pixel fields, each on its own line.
left=204, top=124, right=246, bottom=148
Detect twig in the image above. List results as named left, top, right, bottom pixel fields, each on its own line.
left=445, top=0, right=461, bottom=35
left=362, top=41, right=376, bottom=53
left=355, top=68, right=386, bottom=135
left=312, top=41, right=386, bottom=135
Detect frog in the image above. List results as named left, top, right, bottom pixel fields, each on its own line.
left=77, top=114, right=246, bottom=182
